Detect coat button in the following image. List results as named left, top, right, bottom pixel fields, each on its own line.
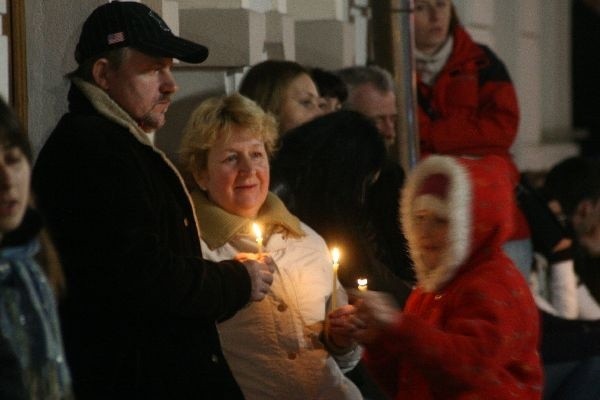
left=277, top=303, right=287, bottom=312
left=184, top=218, right=189, bottom=227
left=211, top=354, right=219, bottom=364
left=287, top=352, right=297, bottom=360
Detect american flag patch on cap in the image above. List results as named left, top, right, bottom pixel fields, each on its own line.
left=107, top=32, right=125, bottom=45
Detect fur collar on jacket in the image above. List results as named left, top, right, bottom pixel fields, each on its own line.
left=72, top=78, right=153, bottom=147
left=401, top=155, right=515, bottom=292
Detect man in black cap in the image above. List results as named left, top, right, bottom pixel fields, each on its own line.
left=32, top=2, right=274, bottom=399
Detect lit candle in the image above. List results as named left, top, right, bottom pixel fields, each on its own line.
left=331, top=247, right=340, bottom=311
left=357, top=278, right=368, bottom=292
left=252, top=222, right=263, bottom=256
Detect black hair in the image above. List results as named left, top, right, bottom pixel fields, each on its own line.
left=0, top=98, right=32, bottom=162
left=310, top=67, right=348, bottom=102
left=543, top=156, right=600, bottom=217
left=271, top=110, right=386, bottom=227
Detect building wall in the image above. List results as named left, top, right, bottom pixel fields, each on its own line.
left=25, top=0, right=106, bottom=154
left=0, top=0, right=8, bottom=102
left=19, top=0, right=577, bottom=170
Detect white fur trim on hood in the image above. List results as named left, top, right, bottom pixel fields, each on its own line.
left=401, top=156, right=471, bottom=292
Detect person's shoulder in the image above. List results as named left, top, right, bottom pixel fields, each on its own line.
left=43, top=112, right=134, bottom=157
left=55, top=111, right=126, bottom=139
left=292, top=222, right=330, bottom=251
left=474, top=44, right=512, bottom=82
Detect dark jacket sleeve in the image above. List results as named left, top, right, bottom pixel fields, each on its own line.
left=33, top=115, right=251, bottom=321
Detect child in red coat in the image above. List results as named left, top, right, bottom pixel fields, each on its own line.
left=353, top=155, right=543, bottom=399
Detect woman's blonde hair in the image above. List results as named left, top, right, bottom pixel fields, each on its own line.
left=179, top=93, right=278, bottom=185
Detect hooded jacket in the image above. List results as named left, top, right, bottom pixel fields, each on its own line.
left=417, top=25, right=529, bottom=240
left=363, top=155, right=542, bottom=399
left=32, top=80, right=249, bottom=399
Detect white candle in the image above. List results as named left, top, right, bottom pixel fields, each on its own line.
left=252, top=223, right=263, bottom=256
left=331, top=247, right=340, bottom=311
left=357, top=278, right=368, bottom=292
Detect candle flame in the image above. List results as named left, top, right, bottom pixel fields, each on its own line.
left=252, top=223, right=263, bottom=242
left=331, top=247, right=340, bottom=264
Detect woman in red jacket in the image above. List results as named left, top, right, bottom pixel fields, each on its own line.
left=414, top=0, right=532, bottom=276
left=353, top=155, right=543, bottom=399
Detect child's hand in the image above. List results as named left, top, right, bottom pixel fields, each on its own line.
left=327, top=304, right=358, bottom=349
left=352, top=291, right=400, bottom=345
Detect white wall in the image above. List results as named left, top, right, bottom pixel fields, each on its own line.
left=25, top=0, right=106, bottom=155
left=0, top=0, right=8, bottom=102
left=454, top=0, right=577, bottom=171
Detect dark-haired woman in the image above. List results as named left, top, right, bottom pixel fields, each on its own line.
left=239, top=60, right=324, bottom=135
left=271, top=110, right=415, bottom=306
left=0, top=98, right=72, bottom=399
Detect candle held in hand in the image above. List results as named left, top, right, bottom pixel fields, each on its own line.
left=357, top=278, right=368, bottom=292
left=331, top=247, right=340, bottom=311
left=252, top=223, right=263, bottom=256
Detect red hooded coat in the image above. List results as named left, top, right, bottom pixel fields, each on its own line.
left=363, top=155, right=542, bottom=399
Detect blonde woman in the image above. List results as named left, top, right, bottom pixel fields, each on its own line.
left=179, top=93, right=362, bottom=400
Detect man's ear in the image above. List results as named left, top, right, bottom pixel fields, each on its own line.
left=91, top=58, right=111, bottom=90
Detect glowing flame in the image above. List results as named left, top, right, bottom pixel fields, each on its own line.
left=252, top=223, right=263, bottom=242
left=331, top=247, right=340, bottom=265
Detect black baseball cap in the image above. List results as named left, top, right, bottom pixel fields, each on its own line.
left=75, top=1, right=208, bottom=64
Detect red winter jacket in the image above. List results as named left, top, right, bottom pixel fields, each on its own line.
left=363, top=156, right=543, bottom=400
left=417, top=26, right=529, bottom=239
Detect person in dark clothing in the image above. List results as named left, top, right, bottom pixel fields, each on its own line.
left=32, top=3, right=274, bottom=399
left=336, top=65, right=410, bottom=281
left=521, top=156, right=600, bottom=399
left=271, top=111, right=414, bottom=303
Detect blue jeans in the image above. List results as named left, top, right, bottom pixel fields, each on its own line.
left=503, top=238, right=533, bottom=278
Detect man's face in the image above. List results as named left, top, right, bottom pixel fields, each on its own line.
left=347, top=83, right=397, bottom=148
left=101, top=49, right=178, bottom=132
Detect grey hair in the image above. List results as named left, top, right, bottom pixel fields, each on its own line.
left=336, top=65, right=396, bottom=94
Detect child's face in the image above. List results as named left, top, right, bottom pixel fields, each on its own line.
left=0, top=144, right=30, bottom=234
left=413, top=208, right=449, bottom=271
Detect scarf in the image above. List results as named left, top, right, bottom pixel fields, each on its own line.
left=415, top=36, right=454, bottom=86
left=191, top=190, right=304, bottom=249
